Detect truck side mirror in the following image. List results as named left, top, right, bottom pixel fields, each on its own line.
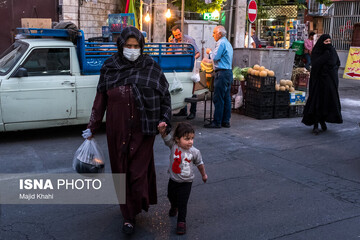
left=13, top=67, right=28, bottom=77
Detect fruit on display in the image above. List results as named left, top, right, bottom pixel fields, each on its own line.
left=253, top=64, right=260, bottom=70
left=249, top=65, right=277, bottom=78
left=268, top=70, right=275, bottom=77
left=276, top=79, right=295, bottom=92
left=260, top=71, right=267, bottom=77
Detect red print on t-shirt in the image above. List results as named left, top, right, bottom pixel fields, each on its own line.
left=172, top=148, right=182, bottom=174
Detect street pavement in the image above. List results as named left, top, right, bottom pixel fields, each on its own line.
left=1, top=77, right=360, bottom=240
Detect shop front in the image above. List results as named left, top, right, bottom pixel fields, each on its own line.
left=256, top=4, right=298, bottom=49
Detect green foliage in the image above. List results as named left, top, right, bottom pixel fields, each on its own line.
left=170, top=0, right=226, bottom=14
left=315, top=0, right=333, bottom=6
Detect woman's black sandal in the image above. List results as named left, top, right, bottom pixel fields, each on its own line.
left=122, top=222, right=135, bottom=235
left=320, top=121, right=327, bottom=131
left=312, top=123, right=320, bottom=135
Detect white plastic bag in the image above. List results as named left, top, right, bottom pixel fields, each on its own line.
left=73, top=138, right=105, bottom=174
left=191, top=60, right=200, bottom=83
left=234, top=86, right=244, bottom=109
left=170, top=70, right=183, bottom=94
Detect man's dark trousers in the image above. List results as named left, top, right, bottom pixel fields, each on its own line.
left=213, top=69, right=233, bottom=126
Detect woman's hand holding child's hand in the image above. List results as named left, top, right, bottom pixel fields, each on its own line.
left=157, top=122, right=167, bottom=137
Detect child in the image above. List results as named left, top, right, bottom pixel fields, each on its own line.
left=157, top=121, right=207, bottom=235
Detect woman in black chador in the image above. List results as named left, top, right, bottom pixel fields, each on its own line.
left=302, top=34, right=343, bottom=135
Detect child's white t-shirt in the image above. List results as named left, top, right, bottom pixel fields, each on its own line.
left=162, top=134, right=204, bottom=183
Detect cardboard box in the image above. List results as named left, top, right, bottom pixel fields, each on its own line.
left=194, top=71, right=213, bottom=92
left=290, top=90, right=306, bottom=105
left=21, top=18, right=52, bottom=29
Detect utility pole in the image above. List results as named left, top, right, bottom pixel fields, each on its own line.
left=153, top=0, right=166, bottom=42
left=181, top=0, right=184, bottom=33
left=233, top=0, right=247, bottom=48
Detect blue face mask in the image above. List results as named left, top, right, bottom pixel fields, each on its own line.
left=123, top=47, right=141, bottom=61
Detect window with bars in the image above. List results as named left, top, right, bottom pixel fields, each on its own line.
left=323, top=1, right=360, bottom=50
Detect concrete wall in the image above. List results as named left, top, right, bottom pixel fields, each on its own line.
left=337, top=50, right=349, bottom=69
left=60, top=0, right=122, bottom=39
left=233, top=48, right=296, bottom=81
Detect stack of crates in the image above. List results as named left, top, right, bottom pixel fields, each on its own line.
left=245, top=75, right=276, bottom=119
left=289, top=90, right=306, bottom=118
left=274, top=91, right=290, bottom=118
left=289, top=105, right=305, bottom=117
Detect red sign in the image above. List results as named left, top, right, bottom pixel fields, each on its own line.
left=248, top=0, right=257, bottom=23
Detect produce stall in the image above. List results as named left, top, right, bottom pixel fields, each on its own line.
left=232, top=64, right=308, bottom=119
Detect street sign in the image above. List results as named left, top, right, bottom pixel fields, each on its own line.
left=248, top=0, right=257, bottom=23
left=203, top=12, right=219, bottom=21
left=343, top=47, right=360, bottom=80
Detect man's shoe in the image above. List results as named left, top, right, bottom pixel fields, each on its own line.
left=176, top=222, right=186, bottom=235
left=173, top=110, right=187, bottom=117
left=186, top=113, right=196, bottom=120
left=204, top=122, right=221, bottom=128
left=221, top=122, right=230, bottom=128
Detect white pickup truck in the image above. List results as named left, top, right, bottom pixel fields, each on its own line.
left=0, top=28, right=200, bottom=132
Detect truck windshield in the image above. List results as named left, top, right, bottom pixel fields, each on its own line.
left=0, top=41, right=28, bottom=75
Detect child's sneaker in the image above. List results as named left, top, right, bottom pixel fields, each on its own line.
left=176, top=222, right=186, bottom=235
left=169, top=207, right=178, bottom=217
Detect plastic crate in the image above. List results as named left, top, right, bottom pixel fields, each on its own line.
left=246, top=75, right=276, bottom=92
left=289, top=105, right=305, bottom=118
left=245, top=103, right=273, bottom=119
left=296, top=86, right=307, bottom=92
left=245, top=89, right=275, bottom=106
left=294, top=73, right=309, bottom=88
left=275, top=91, right=290, bottom=105
left=273, top=105, right=289, bottom=118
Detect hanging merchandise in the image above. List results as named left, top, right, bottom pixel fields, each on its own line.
left=191, top=60, right=200, bottom=83
left=170, top=71, right=184, bottom=94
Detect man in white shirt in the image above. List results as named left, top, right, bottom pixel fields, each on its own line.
left=244, top=30, right=256, bottom=48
